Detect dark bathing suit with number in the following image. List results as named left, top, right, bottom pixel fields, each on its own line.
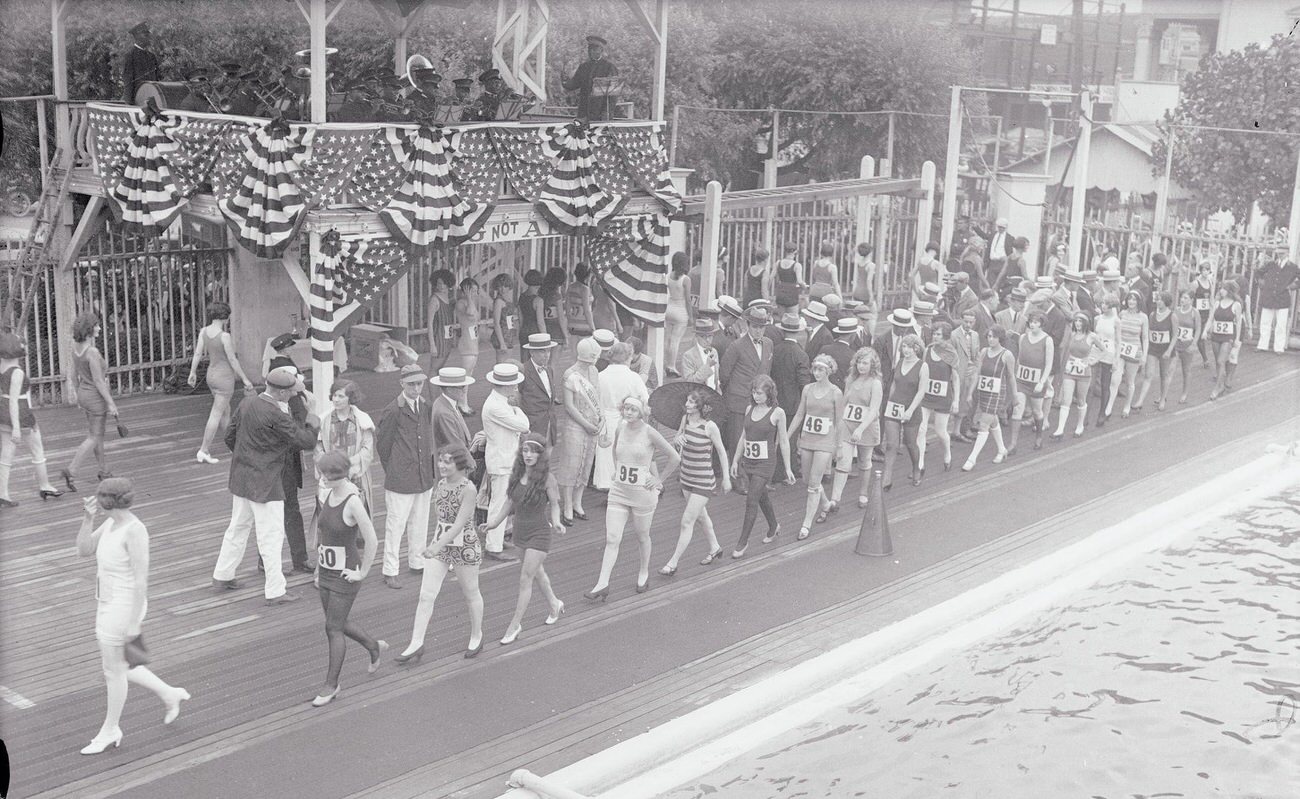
left=736, top=405, right=780, bottom=551
left=317, top=493, right=362, bottom=596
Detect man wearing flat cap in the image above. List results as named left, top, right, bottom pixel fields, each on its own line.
left=562, top=35, right=619, bottom=121
left=719, top=305, right=774, bottom=452
left=211, top=366, right=319, bottom=603
left=122, top=22, right=161, bottom=104
left=178, top=68, right=212, bottom=113
left=374, top=364, right=437, bottom=589
left=461, top=69, right=506, bottom=122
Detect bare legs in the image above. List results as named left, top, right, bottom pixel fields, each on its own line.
left=1210, top=341, right=1233, bottom=398
left=663, top=492, right=720, bottom=571
left=1120, top=360, right=1142, bottom=415
left=592, top=503, right=655, bottom=592
left=918, top=408, right=952, bottom=472
left=0, top=427, right=60, bottom=501
left=400, top=559, right=483, bottom=656
left=797, top=449, right=834, bottom=535
left=68, top=413, right=109, bottom=479
left=503, top=548, right=561, bottom=639
left=198, top=394, right=232, bottom=458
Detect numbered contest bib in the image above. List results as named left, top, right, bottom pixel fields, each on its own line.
left=977, top=375, right=1002, bottom=394
left=1065, top=358, right=1088, bottom=377
left=1195, top=297, right=1210, bottom=311
left=1177, top=326, right=1195, bottom=343
left=926, top=379, right=948, bottom=397
left=1015, top=365, right=1042, bottom=383
left=1149, top=330, right=1171, bottom=344
left=843, top=403, right=869, bottom=423
left=616, top=464, right=643, bottom=486
left=742, top=439, right=770, bottom=460
left=884, top=401, right=906, bottom=420
left=504, top=314, right=516, bottom=330
left=442, top=323, right=460, bottom=339
left=1119, top=342, right=1140, bottom=360
left=317, top=544, right=346, bottom=571
left=802, top=415, right=831, bottom=435
left=544, top=307, right=558, bottom=320
left=1213, top=320, right=1235, bottom=336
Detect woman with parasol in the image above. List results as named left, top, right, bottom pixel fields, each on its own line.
left=654, top=384, right=730, bottom=575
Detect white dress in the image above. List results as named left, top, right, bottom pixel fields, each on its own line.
left=94, top=517, right=146, bottom=646
left=592, top=364, right=649, bottom=489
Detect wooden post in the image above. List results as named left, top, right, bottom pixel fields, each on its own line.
left=1288, top=145, right=1300, bottom=265
left=1068, top=90, right=1092, bottom=272
left=651, top=0, right=668, bottom=122
left=394, top=30, right=407, bottom=76
left=940, top=85, right=962, bottom=259
left=763, top=107, right=779, bottom=256
left=669, top=104, right=680, bottom=166
left=309, top=0, right=328, bottom=123
left=51, top=0, right=69, bottom=155
left=856, top=156, right=876, bottom=304
left=36, top=98, right=49, bottom=182
left=915, top=161, right=937, bottom=269
left=886, top=111, right=896, bottom=171
left=699, top=181, right=723, bottom=310
left=874, top=158, right=891, bottom=305
left=1152, top=125, right=1175, bottom=258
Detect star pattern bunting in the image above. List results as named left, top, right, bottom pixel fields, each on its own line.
left=108, top=104, right=189, bottom=237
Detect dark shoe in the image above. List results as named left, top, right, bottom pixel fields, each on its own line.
left=393, top=645, right=424, bottom=665
left=700, top=548, right=723, bottom=565
left=60, top=469, right=77, bottom=493
left=464, top=640, right=484, bottom=659
left=291, top=563, right=314, bottom=575
left=266, top=591, right=301, bottom=605
left=39, top=488, right=64, bottom=501
left=384, top=575, right=403, bottom=589
left=561, top=516, right=574, bottom=527
left=212, top=578, right=238, bottom=590
left=583, top=586, right=610, bottom=602
left=572, top=510, right=589, bottom=521
left=0, top=497, right=18, bottom=508
left=635, top=577, right=650, bottom=593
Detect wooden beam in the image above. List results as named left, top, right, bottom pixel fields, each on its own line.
left=280, top=252, right=313, bottom=304
left=310, top=0, right=328, bottom=123
left=294, top=0, right=311, bottom=23
left=57, top=196, right=104, bottom=274
left=325, top=0, right=354, bottom=26
left=51, top=0, right=69, bottom=153
left=651, top=0, right=667, bottom=121
left=699, top=181, right=722, bottom=310
left=624, top=0, right=663, bottom=43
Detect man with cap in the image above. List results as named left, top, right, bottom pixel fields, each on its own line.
left=211, top=366, right=319, bottom=603
left=481, top=363, right=531, bottom=561
left=451, top=77, right=475, bottom=104
left=802, top=300, right=832, bottom=360
left=1062, top=269, right=1095, bottom=317
left=874, top=309, right=916, bottom=398
left=995, top=285, right=1029, bottom=344
left=719, top=305, right=774, bottom=452
left=375, top=364, right=437, bottom=589
left=333, top=78, right=373, bottom=122
left=562, top=34, right=619, bottom=121
left=771, top=313, right=812, bottom=419
left=592, top=328, right=617, bottom=371
left=429, top=366, right=475, bottom=456
left=680, top=318, right=721, bottom=389
left=462, top=68, right=507, bottom=122
left=519, top=333, right=562, bottom=439
left=264, top=362, right=314, bottom=574
left=178, top=68, right=213, bottom=113
left=121, top=22, right=161, bottom=104
left=822, top=317, right=860, bottom=392
left=975, top=218, right=1014, bottom=283
left=714, top=295, right=744, bottom=365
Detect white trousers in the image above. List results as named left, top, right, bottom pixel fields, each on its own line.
left=1257, top=306, right=1290, bottom=353
left=213, top=496, right=287, bottom=599
left=484, top=473, right=511, bottom=552
left=383, top=488, right=431, bottom=576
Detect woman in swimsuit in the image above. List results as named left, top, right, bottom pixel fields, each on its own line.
left=1203, top=281, right=1243, bottom=401
left=730, top=374, right=795, bottom=558
left=786, top=354, right=845, bottom=541
left=660, top=389, right=731, bottom=575
left=1165, top=290, right=1202, bottom=405
left=830, top=347, right=883, bottom=510
left=1137, top=291, right=1175, bottom=411
left=187, top=302, right=253, bottom=464
left=64, top=311, right=119, bottom=491
left=963, top=325, right=1016, bottom=471
left=1116, top=291, right=1150, bottom=418
left=918, top=323, right=961, bottom=472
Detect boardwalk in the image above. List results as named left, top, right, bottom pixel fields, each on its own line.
left=3, top=349, right=1299, bottom=798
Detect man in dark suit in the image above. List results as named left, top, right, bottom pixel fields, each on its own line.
left=802, top=300, right=832, bottom=360
left=211, top=367, right=318, bottom=603
left=719, top=305, right=774, bottom=452
left=519, top=333, right=562, bottom=439
left=821, top=318, right=860, bottom=391
left=561, top=34, right=619, bottom=121
left=375, top=364, right=437, bottom=589
left=260, top=361, right=312, bottom=575
left=973, top=289, right=998, bottom=345
left=770, top=313, right=811, bottom=419
left=874, top=309, right=920, bottom=399
left=713, top=295, right=743, bottom=365
left=121, top=22, right=161, bottom=104
left=429, top=366, right=474, bottom=454
left=1062, top=270, right=1095, bottom=317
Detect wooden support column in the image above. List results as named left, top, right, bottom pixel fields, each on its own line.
left=940, top=85, right=962, bottom=258
left=309, top=0, right=328, bottom=123
left=1068, top=91, right=1093, bottom=272
left=914, top=161, right=937, bottom=271
left=762, top=107, right=779, bottom=257
left=855, top=156, right=876, bottom=245
left=874, top=158, right=891, bottom=305
left=50, top=0, right=75, bottom=401
left=626, top=0, right=668, bottom=121
left=699, top=181, right=723, bottom=310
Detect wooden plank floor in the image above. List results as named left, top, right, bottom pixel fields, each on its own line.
left=2, top=347, right=1297, bottom=797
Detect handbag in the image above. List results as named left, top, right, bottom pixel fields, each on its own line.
left=113, top=413, right=130, bottom=438
left=124, top=634, right=150, bottom=667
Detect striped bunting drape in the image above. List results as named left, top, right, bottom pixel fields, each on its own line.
left=535, top=121, right=626, bottom=235
left=108, top=104, right=189, bottom=237
left=219, top=117, right=312, bottom=259
left=309, top=231, right=413, bottom=371
left=381, top=126, right=492, bottom=247
left=585, top=211, right=674, bottom=326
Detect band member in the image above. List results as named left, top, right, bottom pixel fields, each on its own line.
left=178, top=69, right=212, bottom=112
left=462, top=69, right=506, bottom=122
left=121, top=22, right=161, bottom=104
left=562, top=35, right=619, bottom=120
left=333, top=79, right=372, bottom=123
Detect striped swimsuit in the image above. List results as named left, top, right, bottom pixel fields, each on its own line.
left=678, top=421, right=716, bottom=496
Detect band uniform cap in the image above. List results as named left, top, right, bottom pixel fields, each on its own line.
left=743, top=306, right=771, bottom=326
left=911, top=300, right=938, bottom=316
left=717, top=295, right=743, bottom=318
left=130, top=22, right=150, bottom=36
left=801, top=301, right=829, bottom=323
left=266, top=366, right=299, bottom=388
left=453, top=77, right=475, bottom=88
left=586, top=35, right=609, bottom=46
left=487, top=363, right=525, bottom=385
left=430, top=366, right=475, bottom=387
left=888, top=308, right=915, bottom=327
left=833, top=317, right=861, bottom=335
left=270, top=333, right=297, bottom=351
left=399, top=363, right=428, bottom=383
left=778, top=313, right=805, bottom=333
left=524, top=333, right=559, bottom=350
left=592, top=328, right=617, bottom=347
left=479, top=68, right=502, bottom=83
left=693, top=318, right=716, bottom=334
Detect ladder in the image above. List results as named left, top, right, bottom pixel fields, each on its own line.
left=2, top=147, right=75, bottom=333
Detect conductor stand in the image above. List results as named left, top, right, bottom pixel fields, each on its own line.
left=855, top=452, right=893, bottom=557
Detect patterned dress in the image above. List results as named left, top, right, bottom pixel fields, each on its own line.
left=433, top=478, right=481, bottom=567
left=678, top=420, right=717, bottom=496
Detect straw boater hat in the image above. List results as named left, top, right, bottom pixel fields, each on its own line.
left=1080, top=269, right=1098, bottom=282
left=398, top=363, right=427, bottom=383
left=1061, top=269, right=1086, bottom=284
left=911, top=300, right=938, bottom=317
left=832, top=317, right=860, bottom=335
left=487, top=363, right=525, bottom=386
left=592, top=329, right=617, bottom=348
left=523, top=333, right=559, bottom=350
left=1100, top=269, right=1123, bottom=284
left=430, top=366, right=475, bottom=387
left=887, top=308, right=915, bottom=328
left=1009, top=285, right=1028, bottom=302
left=1034, top=275, right=1055, bottom=291
left=717, top=295, right=743, bottom=319
left=693, top=318, right=716, bottom=335
left=802, top=300, right=829, bottom=323
left=778, top=313, right=805, bottom=334
left=922, top=281, right=942, bottom=299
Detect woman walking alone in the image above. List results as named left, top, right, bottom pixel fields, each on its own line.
left=394, top=445, right=485, bottom=663
left=77, top=478, right=189, bottom=754
left=660, top=389, right=730, bottom=575
left=0, top=331, right=64, bottom=507
left=585, top=396, right=680, bottom=599
left=187, top=302, right=253, bottom=464
left=310, top=452, right=386, bottom=707
left=479, top=434, right=566, bottom=644
left=730, top=374, right=795, bottom=558
left=63, top=311, right=118, bottom=491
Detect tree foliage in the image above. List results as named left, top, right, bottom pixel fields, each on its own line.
left=1154, top=34, right=1300, bottom=223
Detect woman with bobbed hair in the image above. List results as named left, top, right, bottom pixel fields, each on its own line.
left=660, top=388, right=730, bottom=575
left=555, top=337, right=603, bottom=525
left=786, top=353, right=845, bottom=540
left=663, top=253, right=692, bottom=377
left=187, top=302, right=253, bottom=464
left=1, top=331, right=64, bottom=507
left=830, top=346, right=883, bottom=510
left=314, top=379, right=376, bottom=510
left=63, top=310, right=118, bottom=492
left=962, top=324, right=1016, bottom=471
left=1203, top=279, right=1244, bottom=400
left=730, top=374, right=795, bottom=558
left=77, top=477, right=189, bottom=754
left=1051, top=312, right=1103, bottom=439
left=881, top=333, right=928, bottom=488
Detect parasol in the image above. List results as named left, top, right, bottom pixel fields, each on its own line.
left=649, top=381, right=725, bottom=432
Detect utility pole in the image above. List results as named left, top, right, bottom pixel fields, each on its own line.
left=1070, top=0, right=1084, bottom=94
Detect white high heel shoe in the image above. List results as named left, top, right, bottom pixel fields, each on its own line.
left=164, top=688, right=191, bottom=725
left=545, top=600, right=565, bottom=625
left=80, top=728, right=123, bottom=755
left=196, top=451, right=219, bottom=465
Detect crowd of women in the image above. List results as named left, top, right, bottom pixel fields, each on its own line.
left=1, top=239, right=1293, bottom=756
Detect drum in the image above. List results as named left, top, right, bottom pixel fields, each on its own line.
left=134, top=81, right=189, bottom=109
